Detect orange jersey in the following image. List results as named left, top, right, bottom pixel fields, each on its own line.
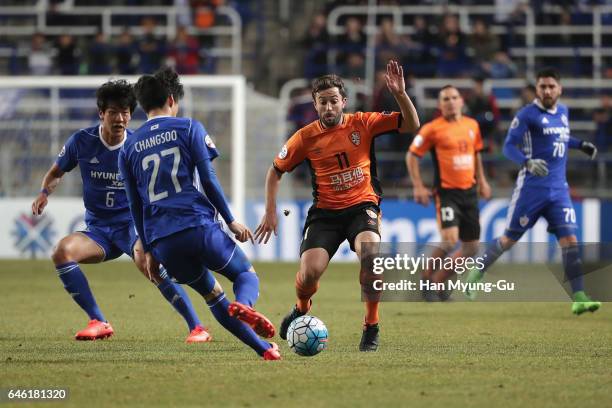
left=274, top=111, right=402, bottom=210
left=409, top=115, right=483, bottom=190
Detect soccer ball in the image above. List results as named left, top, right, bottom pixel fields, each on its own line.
left=286, top=315, right=328, bottom=356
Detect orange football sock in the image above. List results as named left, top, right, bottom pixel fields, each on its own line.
left=365, top=301, right=379, bottom=325
left=295, top=273, right=317, bottom=313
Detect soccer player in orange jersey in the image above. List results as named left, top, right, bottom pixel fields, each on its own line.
left=406, top=85, right=491, bottom=300
left=254, top=60, right=420, bottom=351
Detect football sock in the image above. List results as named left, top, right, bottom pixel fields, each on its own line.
left=232, top=272, right=259, bottom=307
left=480, top=238, right=505, bottom=274
left=296, top=273, right=317, bottom=313
left=365, top=301, right=379, bottom=325
left=55, top=262, right=105, bottom=322
left=562, top=245, right=584, bottom=294
left=157, top=277, right=201, bottom=331
left=207, top=293, right=271, bottom=356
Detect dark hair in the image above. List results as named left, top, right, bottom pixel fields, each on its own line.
left=536, top=67, right=560, bottom=82
left=133, top=66, right=184, bottom=112
left=311, top=74, right=347, bottom=100
left=438, top=84, right=459, bottom=97
left=96, top=79, right=137, bottom=114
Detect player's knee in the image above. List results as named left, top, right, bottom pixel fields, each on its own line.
left=51, top=241, right=74, bottom=265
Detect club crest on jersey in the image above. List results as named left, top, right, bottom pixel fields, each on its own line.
left=469, top=129, right=475, bottom=140
left=366, top=209, right=377, bottom=219
left=510, top=117, right=519, bottom=129
left=519, top=215, right=529, bottom=227
left=561, top=114, right=568, bottom=126
left=350, top=131, right=361, bottom=146
left=413, top=135, right=424, bottom=147
left=58, top=145, right=66, bottom=157
left=278, top=144, right=288, bottom=160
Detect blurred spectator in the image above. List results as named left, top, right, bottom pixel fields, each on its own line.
left=437, top=14, right=465, bottom=48
left=406, top=15, right=435, bottom=76
left=115, top=29, right=137, bottom=74
left=55, top=34, right=81, bottom=75
left=468, top=19, right=501, bottom=68
left=465, top=77, right=501, bottom=148
left=168, top=26, right=200, bottom=74
left=375, top=17, right=410, bottom=69
left=435, top=33, right=471, bottom=78
left=520, top=83, right=536, bottom=105
left=287, top=87, right=318, bottom=134
left=137, top=17, right=166, bottom=73
left=481, top=51, right=517, bottom=79
left=336, top=17, right=366, bottom=68
left=88, top=32, right=112, bottom=75
left=28, top=33, right=53, bottom=76
left=343, top=53, right=365, bottom=80
left=301, top=12, right=329, bottom=79
left=191, top=0, right=222, bottom=29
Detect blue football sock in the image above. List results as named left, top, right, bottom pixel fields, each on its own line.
left=55, top=262, right=105, bottom=322
left=562, top=246, right=584, bottom=294
left=207, top=293, right=271, bottom=356
left=233, top=272, right=260, bottom=307
left=157, top=276, right=201, bottom=331
left=481, top=238, right=505, bottom=274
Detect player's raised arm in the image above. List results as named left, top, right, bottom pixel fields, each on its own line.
left=32, top=162, right=65, bottom=216
left=255, top=166, right=282, bottom=244
left=385, top=59, right=419, bottom=133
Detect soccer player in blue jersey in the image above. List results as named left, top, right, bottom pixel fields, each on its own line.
left=119, top=67, right=280, bottom=360
left=464, top=68, right=601, bottom=315
left=31, top=80, right=211, bottom=342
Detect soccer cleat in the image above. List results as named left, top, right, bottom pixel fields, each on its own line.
left=185, top=325, right=212, bottom=343
left=262, top=342, right=281, bottom=361
left=463, top=267, right=484, bottom=300
left=571, top=291, right=602, bottom=315
left=75, top=319, right=114, bottom=341
left=279, top=304, right=307, bottom=340
left=359, top=322, right=379, bottom=352
left=228, top=301, right=276, bottom=339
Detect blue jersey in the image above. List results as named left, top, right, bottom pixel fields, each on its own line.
left=56, top=125, right=132, bottom=227
left=119, top=116, right=219, bottom=247
left=505, top=100, right=573, bottom=189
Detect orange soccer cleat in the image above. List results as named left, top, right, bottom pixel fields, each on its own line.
left=185, top=325, right=212, bottom=343
left=262, top=342, right=281, bottom=361
left=227, top=301, right=276, bottom=339
left=74, top=319, right=114, bottom=341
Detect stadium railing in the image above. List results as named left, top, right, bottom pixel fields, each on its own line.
left=0, top=5, right=242, bottom=74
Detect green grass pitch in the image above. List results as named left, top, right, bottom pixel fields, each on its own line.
left=1, top=260, right=610, bottom=407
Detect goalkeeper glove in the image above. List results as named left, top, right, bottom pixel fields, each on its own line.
left=525, top=158, right=549, bottom=177
left=580, top=141, right=598, bottom=160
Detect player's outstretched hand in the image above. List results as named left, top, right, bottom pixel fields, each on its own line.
left=385, top=59, right=406, bottom=96
left=580, top=141, right=598, bottom=160
left=254, top=211, right=278, bottom=244
left=32, top=192, right=48, bottom=216
left=479, top=180, right=492, bottom=200
left=526, top=158, right=549, bottom=177
left=228, top=221, right=255, bottom=244
left=413, top=185, right=432, bottom=206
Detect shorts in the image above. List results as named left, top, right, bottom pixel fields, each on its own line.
left=434, top=186, right=480, bottom=241
left=80, top=222, right=138, bottom=261
left=300, top=202, right=381, bottom=258
left=505, top=186, right=577, bottom=240
left=150, top=223, right=238, bottom=284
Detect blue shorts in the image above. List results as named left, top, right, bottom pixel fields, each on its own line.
left=505, top=186, right=577, bottom=240
left=150, top=223, right=239, bottom=284
left=80, top=222, right=138, bottom=261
